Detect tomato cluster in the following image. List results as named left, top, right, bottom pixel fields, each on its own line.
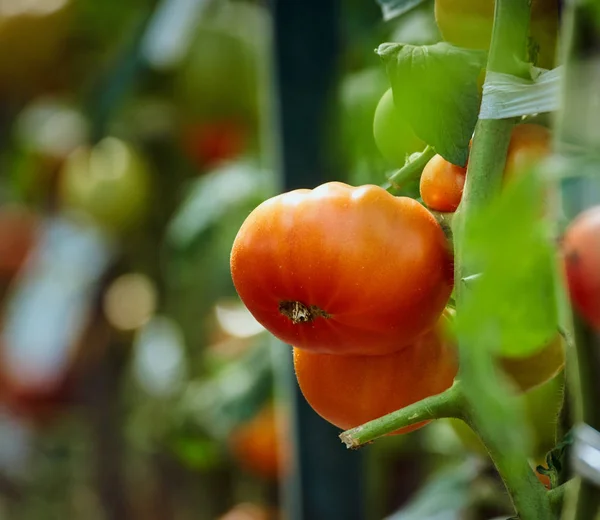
left=420, top=123, right=551, bottom=213
left=231, top=182, right=457, bottom=432
left=230, top=123, right=566, bottom=433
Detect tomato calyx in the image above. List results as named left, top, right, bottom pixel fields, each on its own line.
left=278, top=301, right=330, bottom=324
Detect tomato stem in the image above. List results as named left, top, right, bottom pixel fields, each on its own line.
left=386, top=145, right=435, bottom=194
left=279, top=301, right=329, bottom=324
left=338, top=379, right=465, bottom=449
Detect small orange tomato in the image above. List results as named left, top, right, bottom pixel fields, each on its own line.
left=562, top=206, right=600, bottom=329
left=293, top=319, right=458, bottom=434
left=504, top=124, right=551, bottom=181
left=231, top=182, right=454, bottom=356
left=420, top=154, right=467, bottom=212
left=229, top=405, right=288, bottom=480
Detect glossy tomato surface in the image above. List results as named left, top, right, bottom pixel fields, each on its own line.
left=420, top=154, right=467, bottom=212
left=563, top=206, right=600, bottom=328
left=231, top=182, right=454, bottom=355
left=293, top=319, right=457, bottom=434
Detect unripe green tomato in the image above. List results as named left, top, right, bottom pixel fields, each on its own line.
left=373, top=89, right=425, bottom=168
left=448, top=369, right=564, bottom=460
left=434, top=0, right=559, bottom=69
left=175, top=29, right=258, bottom=124
left=59, top=138, right=152, bottom=233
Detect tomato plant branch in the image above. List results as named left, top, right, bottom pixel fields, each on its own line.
left=338, top=380, right=464, bottom=449
left=452, top=1, right=554, bottom=519
left=549, top=481, right=575, bottom=517
left=387, top=145, right=435, bottom=193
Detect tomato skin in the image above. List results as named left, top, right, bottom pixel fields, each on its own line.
left=373, top=89, right=425, bottom=168
left=420, top=155, right=467, bottom=212
left=420, top=124, right=550, bottom=213
left=293, top=320, right=457, bottom=434
left=562, top=206, right=600, bottom=328
left=230, top=182, right=453, bottom=356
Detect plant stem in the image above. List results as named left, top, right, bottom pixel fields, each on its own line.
left=452, top=1, right=555, bottom=519
left=339, top=380, right=464, bottom=449
left=549, top=481, right=575, bottom=518
left=386, top=145, right=435, bottom=193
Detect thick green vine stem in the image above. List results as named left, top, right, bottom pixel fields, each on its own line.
left=339, top=380, right=464, bottom=448
left=386, top=145, right=435, bottom=194
left=451, top=1, right=554, bottom=520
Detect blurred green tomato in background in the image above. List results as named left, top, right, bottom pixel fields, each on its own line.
left=59, top=137, right=152, bottom=233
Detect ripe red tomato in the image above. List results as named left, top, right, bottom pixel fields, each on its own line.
left=231, top=182, right=453, bottom=356
left=420, top=154, right=467, bottom=212
left=293, top=318, right=458, bottom=434
left=229, top=405, right=288, bottom=480
left=182, top=119, right=248, bottom=171
left=562, top=206, right=600, bottom=328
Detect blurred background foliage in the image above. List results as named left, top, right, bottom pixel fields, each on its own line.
left=0, top=0, right=562, bottom=519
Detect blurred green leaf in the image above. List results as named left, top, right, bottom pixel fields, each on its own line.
left=455, top=171, right=558, bottom=358
left=179, top=337, right=273, bottom=440
left=454, top=171, right=558, bottom=465
left=169, top=435, right=223, bottom=471
left=376, top=42, right=485, bottom=166
left=385, top=460, right=482, bottom=520
left=166, top=161, right=275, bottom=250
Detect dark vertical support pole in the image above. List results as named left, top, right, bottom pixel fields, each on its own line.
left=271, top=1, right=365, bottom=520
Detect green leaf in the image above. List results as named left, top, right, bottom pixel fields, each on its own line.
left=455, top=170, right=558, bottom=358
left=178, top=337, right=274, bottom=440
left=169, top=435, right=223, bottom=471
left=376, top=42, right=486, bottom=166
left=453, top=170, right=558, bottom=462
left=166, top=160, right=275, bottom=250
